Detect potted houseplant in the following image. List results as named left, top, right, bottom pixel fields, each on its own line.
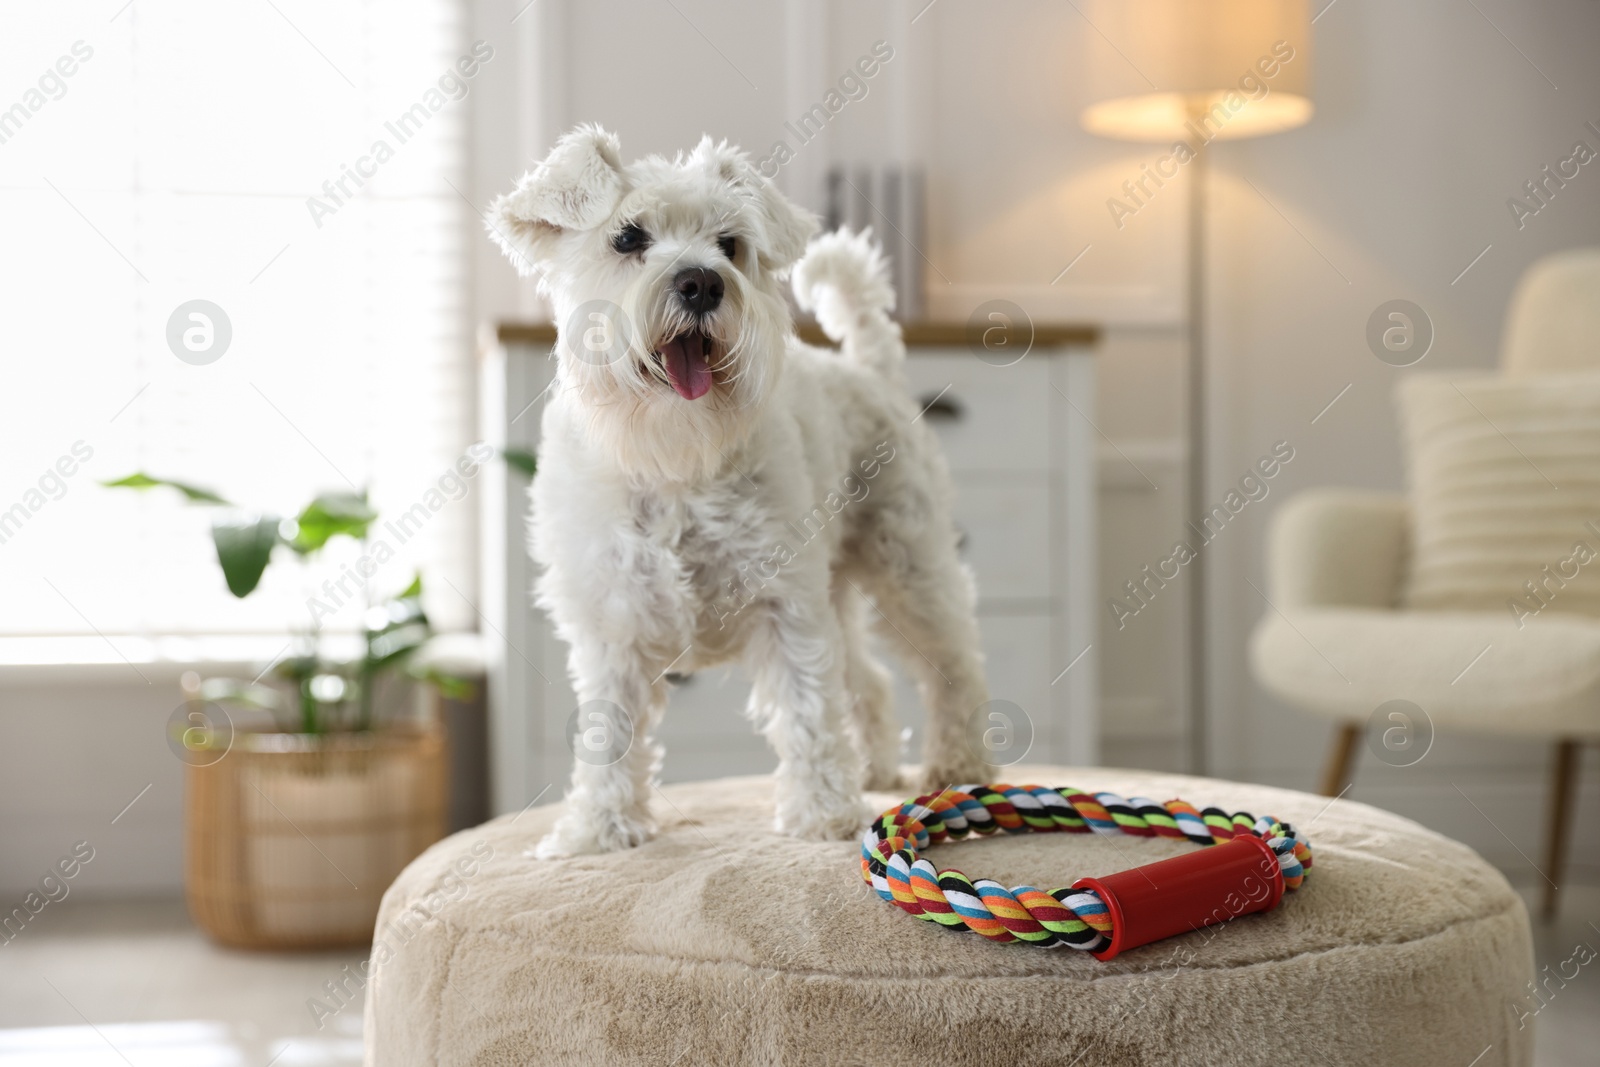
left=106, top=475, right=467, bottom=948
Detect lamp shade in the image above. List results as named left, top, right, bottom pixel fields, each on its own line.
left=1080, top=0, right=1313, bottom=142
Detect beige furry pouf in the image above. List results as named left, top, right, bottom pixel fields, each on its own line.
left=362, top=767, right=1533, bottom=1066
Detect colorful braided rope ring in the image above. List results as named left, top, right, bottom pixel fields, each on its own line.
left=860, top=784, right=1314, bottom=954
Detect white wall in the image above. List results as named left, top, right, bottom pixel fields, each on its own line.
left=1, top=663, right=227, bottom=899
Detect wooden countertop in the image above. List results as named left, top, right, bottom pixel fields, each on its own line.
left=492, top=320, right=1098, bottom=350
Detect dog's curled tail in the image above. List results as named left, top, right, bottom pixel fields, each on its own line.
left=791, top=227, right=903, bottom=376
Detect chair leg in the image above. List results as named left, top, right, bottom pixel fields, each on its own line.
left=1318, top=722, right=1362, bottom=798
left=1540, top=739, right=1581, bottom=921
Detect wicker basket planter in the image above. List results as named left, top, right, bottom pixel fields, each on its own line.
left=185, top=726, right=447, bottom=949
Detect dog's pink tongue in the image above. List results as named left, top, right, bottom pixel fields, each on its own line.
left=660, top=336, right=713, bottom=400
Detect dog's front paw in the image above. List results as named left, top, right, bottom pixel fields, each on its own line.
left=774, top=787, right=869, bottom=842
left=920, top=757, right=995, bottom=793
left=533, top=806, right=655, bottom=859
left=862, top=765, right=909, bottom=793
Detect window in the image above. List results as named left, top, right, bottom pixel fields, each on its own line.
left=0, top=1, right=481, bottom=649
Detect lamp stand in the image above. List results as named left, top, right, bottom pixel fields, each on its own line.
left=1185, top=117, right=1210, bottom=777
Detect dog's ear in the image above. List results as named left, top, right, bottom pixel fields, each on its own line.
left=487, top=124, right=625, bottom=275
left=692, top=136, right=818, bottom=276
left=751, top=177, right=821, bottom=275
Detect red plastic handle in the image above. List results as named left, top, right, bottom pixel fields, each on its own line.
left=1071, top=833, right=1285, bottom=960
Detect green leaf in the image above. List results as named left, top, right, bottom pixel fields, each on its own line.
left=362, top=573, right=432, bottom=677
left=197, top=677, right=286, bottom=713
left=289, top=491, right=377, bottom=554
left=501, top=448, right=538, bottom=477
left=411, top=663, right=478, bottom=702
left=103, top=472, right=231, bottom=505
left=367, top=620, right=430, bottom=667
left=210, top=512, right=281, bottom=597
left=275, top=651, right=319, bottom=684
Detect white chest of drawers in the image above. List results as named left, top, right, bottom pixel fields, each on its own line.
left=480, top=322, right=1098, bottom=813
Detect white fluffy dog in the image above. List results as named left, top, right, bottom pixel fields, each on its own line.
left=487, top=125, right=991, bottom=856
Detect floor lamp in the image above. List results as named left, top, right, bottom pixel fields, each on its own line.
left=1080, top=0, right=1313, bottom=775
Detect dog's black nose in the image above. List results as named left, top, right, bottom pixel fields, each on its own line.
left=673, top=267, right=724, bottom=314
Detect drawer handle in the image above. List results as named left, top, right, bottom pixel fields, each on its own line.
left=917, top=391, right=964, bottom=422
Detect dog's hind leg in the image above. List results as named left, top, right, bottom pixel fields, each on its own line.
left=745, top=594, right=869, bottom=840
left=851, top=538, right=995, bottom=792
left=833, top=579, right=904, bottom=792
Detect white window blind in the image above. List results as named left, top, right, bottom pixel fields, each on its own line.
left=0, top=0, right=479, bottom=647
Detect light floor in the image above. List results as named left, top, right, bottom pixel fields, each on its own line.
left=1, top=884, right=1596, bottom=1066
left=0, top=899, right=366, bottom=1066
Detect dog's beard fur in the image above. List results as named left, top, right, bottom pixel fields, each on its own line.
left=549, top=246, right=791, bottom=487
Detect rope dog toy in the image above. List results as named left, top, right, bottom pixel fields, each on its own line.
left=860, top=784, right=1313, bottom=959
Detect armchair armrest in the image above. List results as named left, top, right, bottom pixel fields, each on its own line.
left=1267, top=489, right=1409, bottom=609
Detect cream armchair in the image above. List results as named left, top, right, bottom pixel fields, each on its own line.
left=1251, top=248, right=1600, bottom=919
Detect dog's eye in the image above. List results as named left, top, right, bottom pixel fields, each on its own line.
left=717, top=235, right=737, bottom=261
left=611, top=224, right=650, bottom=255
